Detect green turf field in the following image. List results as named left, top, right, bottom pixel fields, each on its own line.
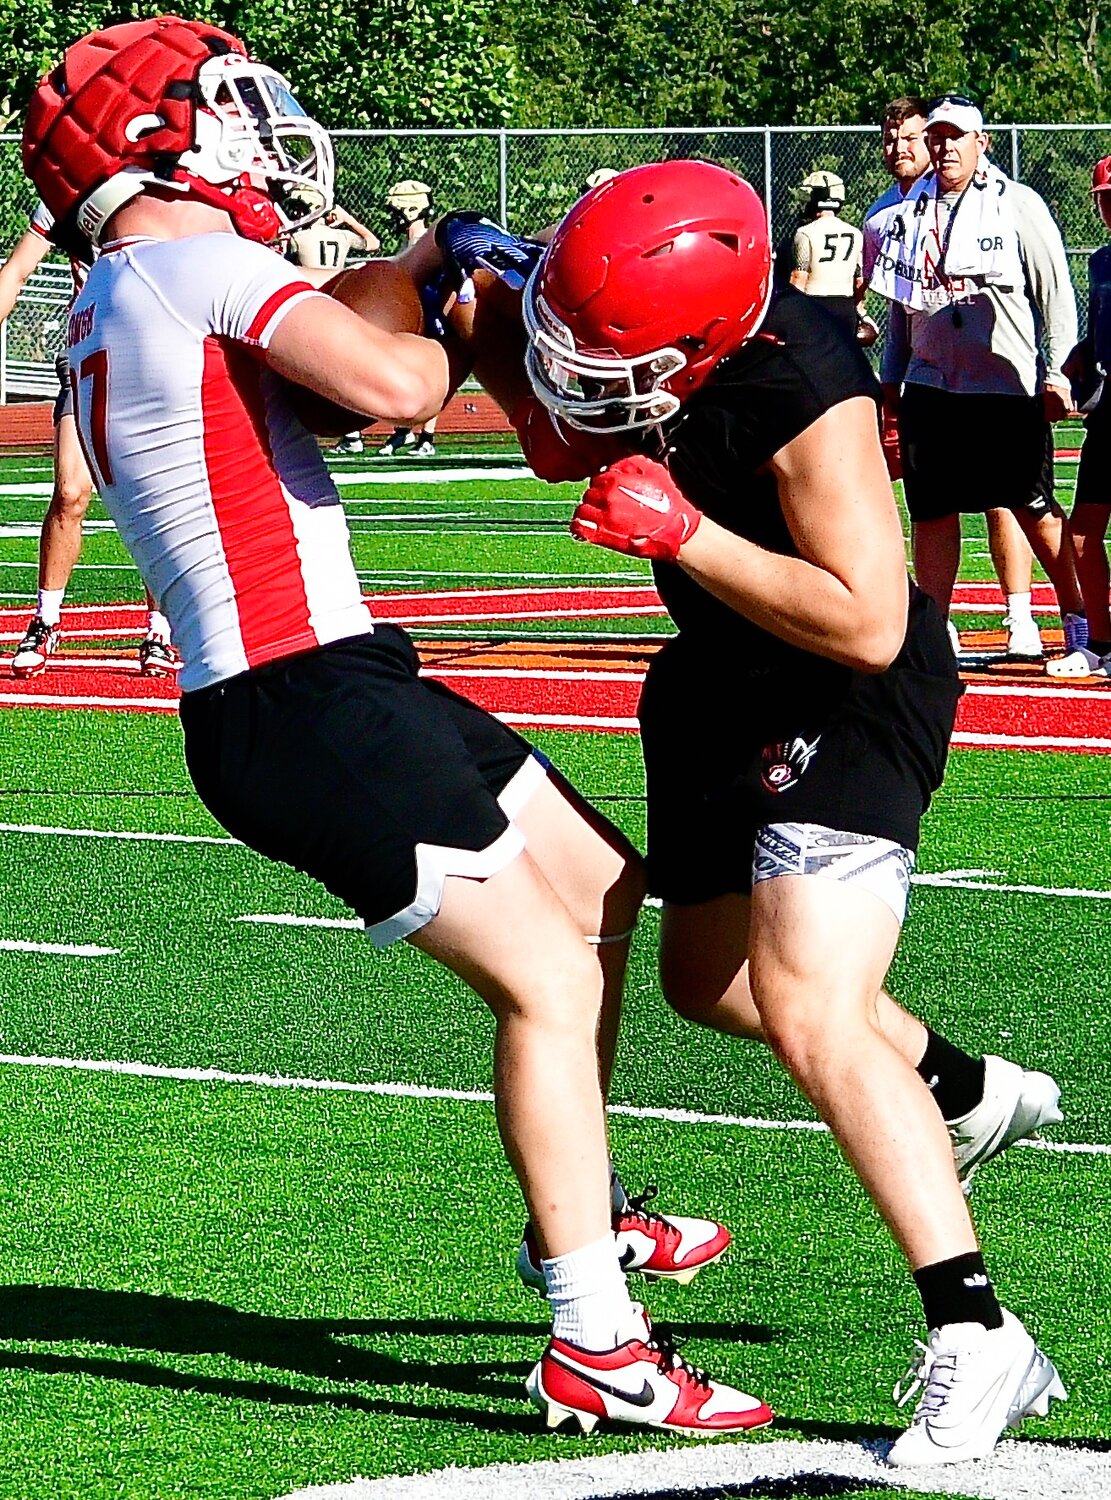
left=0, top=439, right=1106, bottom=1500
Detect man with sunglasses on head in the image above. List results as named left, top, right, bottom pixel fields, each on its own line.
left=864, top=95, right=1048, bottom=662
left=869, top=94, right=1085, bottom=667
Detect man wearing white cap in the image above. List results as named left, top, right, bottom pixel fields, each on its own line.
left=868, top=93, right=1085, bottom=667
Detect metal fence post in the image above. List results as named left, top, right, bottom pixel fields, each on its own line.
left=1011, top=125, right=1020, bottom=181
left=763, top=126, right=773, bottom=221
left=499, top=130, right=508, bottom=226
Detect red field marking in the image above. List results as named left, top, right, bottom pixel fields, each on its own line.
left=4, top=593, right=1111, bottom=750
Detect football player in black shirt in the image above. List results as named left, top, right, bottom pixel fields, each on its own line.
left=434, top=161, right=1066, bottom=1463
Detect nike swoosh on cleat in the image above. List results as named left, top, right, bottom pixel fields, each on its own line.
left=547, top=1350, right=656, bottom=1407
left=616, top=483, right=670, bottom=513
left=618, top=1245, right=638, bottom=1269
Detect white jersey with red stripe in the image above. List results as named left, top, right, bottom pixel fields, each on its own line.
left=65, top=231, right=374, bottom=692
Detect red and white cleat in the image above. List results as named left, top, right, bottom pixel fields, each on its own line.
left=526, top=1308, right=773, bottom=1436
left=517, top=1186, right=731, bottom=1293
left=138, top=634, right=181, bottom=678
left=11, top=616, right=61, bottom=678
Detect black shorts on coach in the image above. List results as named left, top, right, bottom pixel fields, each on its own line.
left=639, top=588, right=961, bottom=905
left=900, top=385, right=1049, bottom=524
left=179, top=626, right=540, bottom=941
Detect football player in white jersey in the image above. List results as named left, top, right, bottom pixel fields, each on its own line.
left=21, top=15, right=771, bottom=1438
left=0, top=205, right=177, bottom=677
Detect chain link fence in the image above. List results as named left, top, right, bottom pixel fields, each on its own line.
left=4, top=122, right=1111, bottom=399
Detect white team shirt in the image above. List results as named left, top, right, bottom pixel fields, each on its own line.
left=65, top=232, right=374, bottom=692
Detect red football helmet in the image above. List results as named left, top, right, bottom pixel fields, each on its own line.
left=523, top=160, right=772, bottom=434
left=22, top=16, right=334, bottom=259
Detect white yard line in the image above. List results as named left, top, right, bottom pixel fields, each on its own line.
left=273, top=1436, right=1111, bottom=1500
left=0, top=940, right=118, bottom=957
left=0, top=1050, right=1101, bottom=1159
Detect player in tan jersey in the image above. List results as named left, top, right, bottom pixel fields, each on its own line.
left=788, top=172, right=865, bottom=342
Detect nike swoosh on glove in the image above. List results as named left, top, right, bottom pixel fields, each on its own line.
left=571, top=455, right=703, bottom=561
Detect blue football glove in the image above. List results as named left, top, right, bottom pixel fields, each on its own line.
left=435, top=211, right=545, bottom=291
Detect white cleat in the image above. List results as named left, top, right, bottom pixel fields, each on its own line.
left=1003, top=613, right=1043, bottom=661
left=888, top=1310, right=1066, bottom=1467
left=949, top=1054, right=1062, bottom=1192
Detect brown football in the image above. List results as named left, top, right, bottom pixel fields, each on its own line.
left=288, top=259, right=426, bottom=437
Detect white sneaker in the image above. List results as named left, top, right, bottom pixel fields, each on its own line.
left=1047, top=645, right=1102, bottom=679
left=888, top=1310, right=1066, bottom=1467
left=1003, top=613, right=1043, bottom=660
left=949, top=1054, right=1062, bottom=1191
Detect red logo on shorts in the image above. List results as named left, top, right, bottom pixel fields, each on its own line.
left=760, top=735, right=821, bottom=793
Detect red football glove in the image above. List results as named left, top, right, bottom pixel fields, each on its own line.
left=571, top=455, right=703, bottom=562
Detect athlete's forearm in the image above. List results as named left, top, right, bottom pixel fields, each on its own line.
left=676, top=517, right=907, bottom=672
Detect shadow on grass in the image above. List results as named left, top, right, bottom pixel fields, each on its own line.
left=0, top=1284, right=775, bottom=1431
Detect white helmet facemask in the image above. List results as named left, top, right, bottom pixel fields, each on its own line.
left=178, top=53, right=335, bottom=233
left=522, top=267, right=686, bottom=434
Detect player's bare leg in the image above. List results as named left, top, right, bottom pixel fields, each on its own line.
left=1014, top=500, right=1085, bottom=618
left=911, top=514, right=963, bottom=618
left=987, top=507, right=1043, bottom=658
left=39, top=413, right=93, bottom=593
left=746, top=874, right=975, bottom=1264
left=12, top=415, right=93, bottom=677
left=505, top=773, right=733, bottom=1290
left=410, top=847, right=613, bottom=1258
left=660, top=892, right=1060, bottom=1187
left=512, top=770, right=644, bottom=1097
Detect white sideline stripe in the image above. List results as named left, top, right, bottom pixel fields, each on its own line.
left=272, top=1435, right=1111, bottom=1500
left=0, top=693, right=178, bottom=712
left=953, top=731, right=1111, bottom=750
left=330, top=467, right=534, bottom=485
left=497, top=711, right=639, bottom=729
left=0, top=940, right=118, bottom=957
left=0, top=1051, right=1103, bottom=1160
left=0, top=822, right=238, bottom=846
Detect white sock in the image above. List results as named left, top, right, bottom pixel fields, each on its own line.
left=610, top=1163, right=630, bottom=1213
left=146, top=610, right=171, bottom=641
left=37, top=588, right=64, bottom=626
left=543, top=1232, right=640, bottom=1351
left=1006, top=591, right=1033, bottom=622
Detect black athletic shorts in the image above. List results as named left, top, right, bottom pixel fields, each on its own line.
left=52, top=352, right=72, bottom=426
left=900, top=384, right=1048, bottom=523
left=1074, top=384, right=1111, bottom=510
left=639, top=590, right=961, bottom=904
left=179, top=626, right=543, bottom=944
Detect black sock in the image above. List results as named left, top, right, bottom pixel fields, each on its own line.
left=914, top=1251, right=1004, bottom=1332
left=1089, top=638, right=1111, bottom=657
left=916, top=1029, right=986, bottom=1121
